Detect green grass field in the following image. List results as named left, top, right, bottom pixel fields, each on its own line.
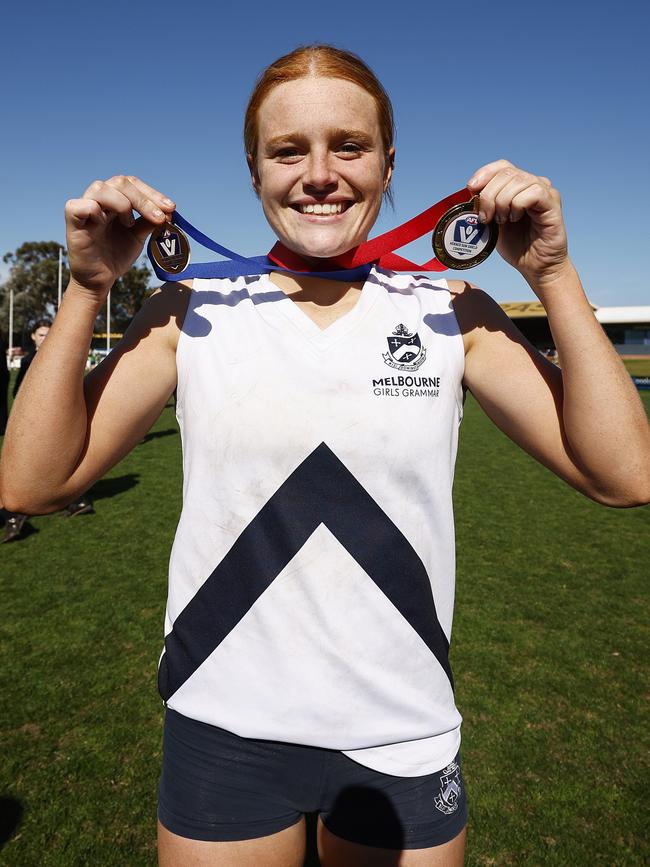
left=624, top=358, right=650, bottom=376
left=1, top=372, right=649, bottom=866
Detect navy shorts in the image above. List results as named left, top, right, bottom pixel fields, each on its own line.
left=158, top=709, right=467, bottom=849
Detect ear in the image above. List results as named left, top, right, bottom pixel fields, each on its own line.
left=384, top=146, right=395, bottom=192
left=247, top=153, right=261, bottom=195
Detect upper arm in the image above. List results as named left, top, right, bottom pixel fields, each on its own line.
left=449, top=280, right=596, bottom=498
left=66, top=281, right=191, bottom=496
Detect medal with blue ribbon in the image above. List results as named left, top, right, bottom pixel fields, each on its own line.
left=147, top=188, right=498, bottom=282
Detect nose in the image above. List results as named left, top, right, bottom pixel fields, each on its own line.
left=303, top=149, right=338, bottom=192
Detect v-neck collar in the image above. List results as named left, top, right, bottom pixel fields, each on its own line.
left=251, top=268, right=381, bottom=349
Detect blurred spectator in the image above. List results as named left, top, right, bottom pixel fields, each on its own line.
left=3, top=318, right=93, bottom=543
left=0, top=332, right=8, bottom=435
left=13, top=319, right=52, bottom=397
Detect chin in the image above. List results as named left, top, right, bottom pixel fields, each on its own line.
left=299, top=246, right=350, bottom=262
left=285, top=233, right=361, bottom=262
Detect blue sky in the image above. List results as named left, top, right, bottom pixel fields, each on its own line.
left=2, top=0, right=649, bottom=306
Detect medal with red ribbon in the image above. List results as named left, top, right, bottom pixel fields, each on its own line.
left=148, top=188, right=498, bottom=282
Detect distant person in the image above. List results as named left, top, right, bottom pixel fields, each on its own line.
left=1, top=329, right=18, bottom=538
left=0, top=331, right=8, bottom=435
left=12, top=319, right=52, bottom=397
left=0, top=331, right=12, bottom=535
left=3, top=318, right=93, bottom=543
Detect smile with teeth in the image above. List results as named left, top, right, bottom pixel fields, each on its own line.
left=296, top=202, right=348, bottom=215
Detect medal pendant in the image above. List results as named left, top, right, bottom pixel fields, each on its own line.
left=432, top=195, right=498, bottom=269
left=149, top=221, right=191, bottom=273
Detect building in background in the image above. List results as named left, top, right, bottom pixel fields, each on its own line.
left=500, top=302, right=650, bottom=357
left=593, top=307, right=650, bottom=357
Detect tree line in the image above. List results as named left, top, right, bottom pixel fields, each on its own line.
left=1, top=241, right=152, bottom=347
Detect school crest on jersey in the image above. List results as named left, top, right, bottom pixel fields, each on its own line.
left=434, top=761, right=462, bottom=814
left=383, top=324, right=426, bottom=371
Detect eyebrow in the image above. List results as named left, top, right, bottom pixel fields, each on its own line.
left=264, top=129, right=376, bottom=149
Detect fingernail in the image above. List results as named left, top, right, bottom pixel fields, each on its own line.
left=163, top=198, right=175, bottom=206
left=468, top=175, right=479, bottom=188
left=152, top=208, right=164, bottom=218
left=478, top=211, right=487, bottom=223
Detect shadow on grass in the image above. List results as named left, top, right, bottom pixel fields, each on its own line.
left=0, top=796, right=23, bottom=848
left=140, top=428, right=178, bottom=445
left=0, top=511, right=39, bottom=541
left=88, top=473, right=141, bottom=502
left=12, top=522, right=39, bottom=540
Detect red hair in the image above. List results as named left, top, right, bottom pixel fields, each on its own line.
left=244, top=45, right=395, bottom=197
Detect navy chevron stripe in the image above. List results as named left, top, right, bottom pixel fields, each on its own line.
left=159, top=442, right=452, bottom=700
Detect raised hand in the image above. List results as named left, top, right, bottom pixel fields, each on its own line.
left=64, top=175, right=175, bottom=297
left=467, top=160, right=569, bottom=287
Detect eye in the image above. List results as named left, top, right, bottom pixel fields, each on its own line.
left=274, top=147, right=302, bottom=162
left=338, top=142, right=363, bottom=156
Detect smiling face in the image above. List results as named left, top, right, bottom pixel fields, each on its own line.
left=251, top=76, right=393, bottom=261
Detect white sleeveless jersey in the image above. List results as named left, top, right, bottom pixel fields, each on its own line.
left=160, top=267, right=466, bottom=777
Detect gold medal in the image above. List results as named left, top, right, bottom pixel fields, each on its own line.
left=149, top=221, right=191, bottom=273
left=432, top=196, right=498, bottom=269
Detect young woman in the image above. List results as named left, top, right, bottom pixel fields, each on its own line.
left=1, top=46, right=649, bottom=867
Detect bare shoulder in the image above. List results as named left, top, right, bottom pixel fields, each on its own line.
left=447, top=278, right=515, bottom=354
left=123, top=279, right=193, bottom=352
left=83, top=279, right=193, bottom=403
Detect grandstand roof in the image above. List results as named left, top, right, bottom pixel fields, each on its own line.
left=499, top=301, right=581, bottom=318
left=500, top=301, right=649, bottom=324
left=594, top=306, right=650, bottom=325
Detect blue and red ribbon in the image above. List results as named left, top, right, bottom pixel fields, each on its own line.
left=148, top=188, right=471, bottom=283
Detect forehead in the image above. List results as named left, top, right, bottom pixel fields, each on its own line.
left=257, top=76, right=380, bottom=138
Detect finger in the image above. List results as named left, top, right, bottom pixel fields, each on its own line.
left=475, top=168, right=526, bottom=223
left=103, top=175, right=170, bottom=225
left=467, top=159, right=515, bottom=193
left=81, top=179, right=138, bottom=227
left=493, top=175, right=543, bottom=223
left=120, top=175, right=176, bottom=212
left=131, top=214, right=165, bottom=244
left=65, top=197, right=110, bottom=229
left=509, top=184, right=558, bottom=222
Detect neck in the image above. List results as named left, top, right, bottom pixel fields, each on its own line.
left=269, top=269, right=364, bottom=304
left=267, top=240, right=362, bottom=274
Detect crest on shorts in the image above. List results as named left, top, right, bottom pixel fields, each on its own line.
left=382, top=324, right=426, bottom=371
left=434, top=761, right=462, bottom=815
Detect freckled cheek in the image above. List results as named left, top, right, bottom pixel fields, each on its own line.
left=260, top=189, right=290, bottom=220
left=263, top=177, right=301, bottom=211
left=359, top=166, right=386, bottom=198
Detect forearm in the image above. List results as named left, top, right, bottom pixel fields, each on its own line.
left=0, top=281, right=105, bottom=512
left=530, top=262, right=650, bottom=504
